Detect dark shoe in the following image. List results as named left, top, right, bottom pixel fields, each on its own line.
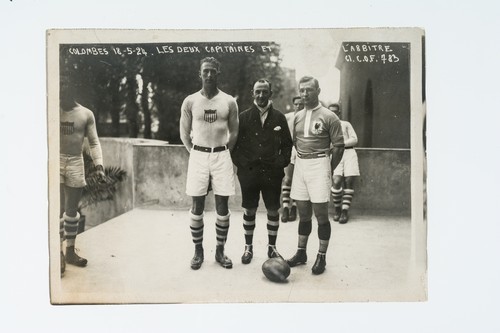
left=60, top=251, right=66, bottom=276
left=241, top=245, right=253, bottom=264
left=267, top=245, right=282, bottom=259
left=333, top=207, right=342, bottom=221
left=215, top=246, right=233, bottom=269
left=281, top=207, right=289, bottom=222
left=191, top=246, right=204, bottom=270
left=286, top=249, right=307, bottom=267
left=339, top=209, right=349, bottom=224
left=65, top=246, right=87, bottom=267
left=288, top=206, right=297, bottom=221
left=312, top=253, right=326, bottom=275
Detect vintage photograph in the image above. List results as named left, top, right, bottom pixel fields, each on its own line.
left=47, top=28, right=426, bottom=304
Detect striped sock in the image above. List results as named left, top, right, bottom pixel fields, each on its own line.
left=282, top=185, right=291, bottom=208
left=59, top=217, right=65, bottom=241
left=63, top=212, right=80, bottom=247
left=216, top=211, right=230, bottom=246
left=331, top=187, right=343, bottom=210
left=342, top=189, right=355, bottom=211
left=267, top=214, right=279, bottom=246
left=189, top=211, right=204, bottom=247
left=243, top=213, right=255, bottom=245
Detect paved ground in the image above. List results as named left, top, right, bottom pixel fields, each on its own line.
left=51, top=208, right=426, bottom=304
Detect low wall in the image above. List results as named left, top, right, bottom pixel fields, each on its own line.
left=82, top=139, right=410, bottom=230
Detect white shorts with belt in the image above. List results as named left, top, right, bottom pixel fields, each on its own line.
left=186, top=148, right=235, bottom=197
left=290, top=155, right=331, bottom=203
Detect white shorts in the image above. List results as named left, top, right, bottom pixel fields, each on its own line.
left=333, top=148, right=360, bottom=177
left=186, top=149, right=235, bottom=197
left=290, top=156, right=331, bottom=203
left=60, top=154, right=86, bottom=188
left=290, top=146, right=297, bottom=165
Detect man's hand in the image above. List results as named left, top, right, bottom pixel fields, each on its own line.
left=95, top=165, right=106, bottom=182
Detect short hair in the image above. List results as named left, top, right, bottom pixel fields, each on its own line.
left=298, top=76, right=320, bottom=89
left=292, top=96, right=302, bottom=103
left=200, top=57, right=221, bottom=71
left=253, top=78, right=272, bottom=91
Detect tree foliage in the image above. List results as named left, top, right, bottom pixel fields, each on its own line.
left=60, top=42, right=286, bottom=143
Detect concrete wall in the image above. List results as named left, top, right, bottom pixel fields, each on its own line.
left=81, top=139, right=410, bottom=230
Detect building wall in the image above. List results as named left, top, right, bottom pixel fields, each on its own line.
left=336, top=42, right=411, bottom=148
left=81, top=139, right=410, bottom=230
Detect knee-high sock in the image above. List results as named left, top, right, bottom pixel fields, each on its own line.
left=331, top=187, right=343, bottom=209
left=59, top=217, right=65, bottom=242
left=342, top=189, right=354, bottom=211
left=318, top=222, right=331, bottom=254
left=216, top=211, right=230, bottom=246
left=190, top=211, right=204, bottom=248
left=282, top=185, right=291, bottom=208
left=243, top=213, right=255, bottom=245
left=297, top=219, right=312, bottom=249
left=63, top=212, right=80, bottom=247
left=267, top=214, right=279, bottom=246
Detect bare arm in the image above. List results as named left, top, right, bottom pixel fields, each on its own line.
left=179, top=98, right=193, bottom=152
left=344, top=122, right=358, bottom=147
left=227, top=98, right=239, bottom=151
left=329, top=117, right=345, bottom=171
left=85, top=111, right=103, bottom=167
left=330, top=146, right=344, bottom=171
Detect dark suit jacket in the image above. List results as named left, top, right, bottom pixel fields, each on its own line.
left=232, top=104, right=293, bottom=178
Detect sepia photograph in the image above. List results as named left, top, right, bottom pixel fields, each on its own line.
left=47, top=28, right=426, bottom=304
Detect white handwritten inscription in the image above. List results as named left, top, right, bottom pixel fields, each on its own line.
left=67, top=45, right=274, bottom=56
left=342, top=43, right=401, bottom=64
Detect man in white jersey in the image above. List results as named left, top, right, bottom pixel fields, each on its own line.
left=328, top=103, right=360, bottom=224
left=286, top=76, right=344, bottom=275
left=281, top=96, right=304, bottom=222
left=60, top=79, right=105, bottom=275
left=180, top=57, right=239, bottom=270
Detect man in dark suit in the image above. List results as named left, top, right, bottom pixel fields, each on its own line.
left=232, top=79, right=293, bottom=264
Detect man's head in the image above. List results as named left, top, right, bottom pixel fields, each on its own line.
left=199, top=57, right=221, bottom=88
left=292, top=96, right=304, bottom=112
left=298, top=76, right=321, bottom=108
left=252, top=79, right=272, bottom=107
left=328, top=103, right=341, bottom=118
left=252, top=79, right=273, bottom=107
left=60, top=75, right=78, bottom=110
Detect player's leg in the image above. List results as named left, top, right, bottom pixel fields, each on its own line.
left=287, top=164, right=297, bottom=221
left=286, top=200, right=312, bottom=267
left=241, top=207, right=257, bottom=264
left=339, top=177, right=356, bottom=224
left=190, top=196, right=206, bottom=270
left=339, top=150, right=360, bottom=224
left=185, top=150, right=210, bottom=269
left=331, top=175, right=344, bottom=221
left=214, top=195, right=232, bottom=269
left=331, top=156, right=345, bottom=221
left=311, top=202, right=331, bottom=275
left=288, top=158, right=310, bottom=266
left=262, top=175, right=283, bottom=259
left=62, top=185, right=87, bottom=267
left=59, top=184, right=66, bottom=275
left=237, top=172, right=259, bottom=264
left=281, top=164, right=293, bottom=222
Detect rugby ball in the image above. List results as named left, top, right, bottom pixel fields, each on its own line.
left=262, top=257, right=291, bottom=282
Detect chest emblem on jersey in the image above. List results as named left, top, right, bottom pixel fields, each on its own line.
left=204, top=109, right=217, bottom=123
left=311, top=121, right=323, bottom=135
left=60, top=121, right=75, bottom=135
